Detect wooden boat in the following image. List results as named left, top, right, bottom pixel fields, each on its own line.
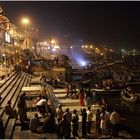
left=92, top=88, right=122, bottom=94
left=121, top=89, right=139, bottom=103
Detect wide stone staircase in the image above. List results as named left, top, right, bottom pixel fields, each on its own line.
left=3, top=75, right=132, bottom=139
left=0, top=72, right=31, bottom=139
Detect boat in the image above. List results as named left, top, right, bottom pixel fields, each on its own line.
left=91, top=79, right=124, bottom=94
left=92, top=88, right=122, bottom=94
left=121, top=88, right=139, bottom=103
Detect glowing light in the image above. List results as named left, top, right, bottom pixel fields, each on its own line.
left=44, top=41, right=47, bottom=45
left=121, top=49, right=124, bottom=52
left=48, top=47, right=50, bottom=50
left=82, top=45, right=84, bottom=48
left=133, top=49, right=136, bottom=52
left=52, top=48, right=56, bottom=52
left=14, top=42, right=17, bottom=46
left=90, top=45, right=93, bottom=49
left=70, top=46, right=73, bottom=49
left=51, top=40, right=55, bottom=44
left=80, top=61, right=86, bottom=66
left=85, top=45, right=88, bottom=48
left=21, top=17, right=30, bottom=25
left=54, top=45, right=60, bottom=49
left=9, top=29, right=14, bottom=35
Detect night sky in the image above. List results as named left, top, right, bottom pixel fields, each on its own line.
left=1, top=1, right=140, bottom=50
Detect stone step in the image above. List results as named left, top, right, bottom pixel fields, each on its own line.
left=59, top=99, right=79, bottom=106
left=55, top=94, right=66, bottom=99
left=53, top=89, right=67, bottom=94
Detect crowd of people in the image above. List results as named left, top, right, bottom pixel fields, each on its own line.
left=55, top=105, right=120, bottom=138
left=65, top=83, right=110, bottom=108
left=1, top=83, right=120, bottom=139
left=0, top=67, right=122, bottom=139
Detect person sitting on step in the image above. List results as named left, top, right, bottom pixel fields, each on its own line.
left=5, top=100, right=17, bottom=118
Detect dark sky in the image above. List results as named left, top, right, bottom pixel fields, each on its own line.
left=1, top=1, right=140, bottom=50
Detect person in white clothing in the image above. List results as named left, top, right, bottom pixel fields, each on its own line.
left=110, top=108, right=120, bottom=137
left=56, top=104, right=64, bottom=124
left=105, top=109, right=110, bottom=133
left=100, top=109, right=108, bottom=135
left=36, top=97, right=48, bottom=115
left=86, top=106, right=93, bottom=134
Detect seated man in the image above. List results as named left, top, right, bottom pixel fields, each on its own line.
left=42, top=113, right=57, bottom=133
left=29, top=113, right=41, bottom=133
left=5, top=100, right=17, bottom=118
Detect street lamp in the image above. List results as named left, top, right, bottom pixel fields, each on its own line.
left=21, top=17, right=30, bottom=25
left=50, top=38, right=56, bottom=55
left=21, top=17, right=30, bottom=49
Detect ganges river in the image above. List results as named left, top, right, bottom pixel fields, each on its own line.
left=104, top=84, right=140, bottom=138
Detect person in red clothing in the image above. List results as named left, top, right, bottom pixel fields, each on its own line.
left=79, top=89, right=85, bottom=106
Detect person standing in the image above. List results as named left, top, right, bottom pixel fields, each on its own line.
left=105, top=109, right=110, bottom=134
left=72, top=109, right=79, bottom=138
left=56, top=104, right=64, bottom=124
left=110, top=108, right=120, bottom=137
left=85, top=89, right=92, bottom=107
left=96, top=109, right=101, bottom=135
left=58, top=114, right=69, bottom=139
left=17, top=93, right=28, bottom=123
left=86, top=106, right=93, bottom=134
left=79, top=89, right=85, bottom=106
left=81, top=108, right=87, bottom=138
left=100, top=109, right=108, bottom=135
left=63, top=108, right=72, bottom=138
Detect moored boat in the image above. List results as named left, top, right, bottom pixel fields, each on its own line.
left=121, top=88, right=139, bottom=103
left=92, top=88, right=122, bottom=94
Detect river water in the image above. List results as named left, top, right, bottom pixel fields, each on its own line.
left=98, top=83, right=140, bottom=138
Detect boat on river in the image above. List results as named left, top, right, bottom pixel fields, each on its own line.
left=92, top=88, right=122, bottom=94
left=121, top=88, right=139, bottom=103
